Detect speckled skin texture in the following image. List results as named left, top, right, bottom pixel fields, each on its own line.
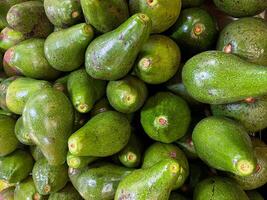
left=0, top=27, right=25, bottom=53
left=68, top=111, right=131, bottom=157
left=0, top=187, right=15, bottom=200
left=48, top=183, right=83, bottom=200
left=0, top=77, right=18, bottom=111
left=85, top=13, right=151, bottom=80
left=32, top=159, right=68, bottom=195
left=134, top=35, right=181, bottom=84
left=81, top=0, right=129, bottom=33
left=192, top=117, right=256, bottom=176
left=15, top=117, right=34, bottom=145
left=141, top=92, right=191, bottom=143
left=213, top=0, right=267, bottom=17
left=129, top=0, right=182, bottom=33
left=44, top=23, right=94, bottom=72
left=217, top=17, right=267, bottom=66
left=182, top=0, right=204, bottom=8
left=142, top=142, right=189, bottom=189
left=107, top=75, right=148, bottom=113
left=0, top=149, right=34, bottom=184
left=193, top=177, right=249, bottom=200
left=69, top=163, right=133, bottom=200
left=182, top=51, right=267, bottom=104
left=0, top=115, right=18, bottom=156
left=23, top=88, right=74, bottom=166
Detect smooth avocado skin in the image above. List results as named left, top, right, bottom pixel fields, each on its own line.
left=0, top=187, right=15, bottom=200
left=3, top=39, right=60, bottom=80
left=0, top=27, right=25, bottom=53
left=44, top=23, right=94, bottom=72
left=193, top=177, right=249, bottom=200
left=141, top=92, right=191, bottom=143
left=213, top=0, right=267, bottom=17
left=192, top=116, right=256, bottom=176
left=48, top=183, right=83, bottom=200
left=134, top=35, right=181, bottom=84
left=67, top=151, right=98, bottom=169
left=85, top=13, right=151, bottom=81
left=0, top=115, right=19, bottom=156
left=0, top=76, right=18, bottom=111
left=15, top=117, right=34, bottom=145
left=182, top=51, right=267, bottom=104
left=129, top=0, right=182, bottom=33
left=68, top=111, right=131, bottom=157
left=107, top=75, right=148, bottom=113
left=22, top=88, right=74, bottom=166
left=217, top=17, right=267, bottom=66
left=30, top=146, right=45, bottom=161
left=80, top=0, right=129, bottom=33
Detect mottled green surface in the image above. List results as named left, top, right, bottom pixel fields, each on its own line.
left=0, top=27, right=25, bottom=53
left=15, top=117, right=34, bottom=145
left=48, top=183, right=83, bottom=200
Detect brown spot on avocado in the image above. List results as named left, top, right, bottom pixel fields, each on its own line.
left=224, top=43, right=232, bottom=53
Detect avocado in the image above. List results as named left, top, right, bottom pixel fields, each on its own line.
left=0, top=115, right=18, bottom=156
left=48, top=183, right=83, bottom=200
left=0, top=187, right=15, bottom=200
left=192, top=116, right=256, bottom=176
left=80, top=0, right=129, bottom=33
left=0, top=179, right=14, bottom=193
left=169, top=8, right=218, bottom=57
left=32, top=159, right=68, bottom=195
left=246, top=190, right=264, bottom=200
left=67, top=69, right=106, bottom=113
left=15, top=117, right=34, bottom=145
left=85, top=13, right=151, bottom=80
left=44, top=23, right=94, bottom=72
left=169, top=192, right=188, bottom=200
left=217, top=17, right=267, bottom=66
left=0, top=149, right=34, bottom=184
left=141, top=92, right=191, bottom=143
left=0, top=109, right=16, bottom=118
left=115, top=159, right=180, bottom=200
left=6, top=1, right=53, bottom=38
left=182, top=0, right=204, bottom=8
left=213, top=0, right=267, bottom=17
left=68, top=111, right=131, bottom=157
left=129, top=0, right=182, bottom=33
left=134, top=35, right=181, bottom=84
left=0, top=27, right=25, bottom=53
left=72, top=110, right=88, bottom=132
left=53, top=74, right=69, bottom=94
left=23, top=88, right=74, bottom=166
left=67, top=151, right=98, bottom=169
left=182, top=51, right=267, bottom=104
left=90, top=98, right=112, bottom=117
left=194, top=177, right=249, bottom=200
left=69, top=162, right=133, bottom=200
left=30, top=146, right=45, bottom=161
left=176, top=131, right=198, bottom=159
left=3, top=39, right=60, bottom=80
left=107, top=75, right=148, bottom=113
left=44, top=0, right=82, bottom=28
left=0, top=76, right=18, bottom=111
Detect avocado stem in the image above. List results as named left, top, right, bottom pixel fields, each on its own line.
left=236, top=160, right=255, bottom=176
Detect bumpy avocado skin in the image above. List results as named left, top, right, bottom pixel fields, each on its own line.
left=48, top=183, right=83, bottom=200
left=0, top=27, right=25, bottom=53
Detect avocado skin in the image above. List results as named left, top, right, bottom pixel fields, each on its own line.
left=69, top=163, right=133, bottom=200
left=90, top=98, right=112, bottom=117
left=85, top=13, right=151, bottom=81
left=134, top=35, right=181, bottom=84
left=30, top=146, right=45, bottom=161
left=193, top=177, right=249, bottom=200
left=3, top=39, right=60, bottom=80
left=15, top=117, right=34, bottom=145
left=32, top=159, right=68, bottom=195
left=141, top=92, right=191, bottom=143
left=246, top=190, right=264, bottom=200
left=67, top=151, right=98, bottom=169
left=23, top=88, right=74, bottom=166
left=44, top=23, right=94, bottom=72
left=0, top=115, right=19, bottom=156
left=0, top=77, right=18, bottom=111
left=0, top=27, right=25, bottom=53
left=48, top=183, right=83, bottom=200
left=81, top=0, right=129, bottom=33
left=53, top=74, right=69, bottom=95
left=68, top=111, right=131, bottom=157
left=129, top=0, right=182, bottom=33
left=182, top=0, right=204, bottom=8
left=182, top=51, right=267, bottom=104
left=6, top=1, right=53, bottom=38
left=176, top=131, right=198, bottom=159
left=169, top=192, right=188, bottom=200
left=0, top=187, right=15, bottom=200
left=0, top=149, right=34, bottom=184
left=217, top=17, right=267, bottom=66
left=44, top=0, right=82, bottom=28
left=213, top=0, right=267, bottom=17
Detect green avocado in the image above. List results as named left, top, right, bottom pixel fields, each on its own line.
left=81, top=0, right=129, bottom=33
left=129, top=0, right=182, bottom=33
left=176, top=131, right=198, bottom=159
left=193, top=177, right=249, bottom=200
left=23, top=88, right=74, bottom=166
left=192, top=116, right=256, bottom=176
left=85, top=13, right=151, bottom=80
left=48, top=183, right=83, bottom=200
left=53, top=74, right=69, bottom=95
left=32, top=159, right=68, bottom=195
left=0, top=187, right=15, bottom=200
left=0, top=115, right=18, bottom=156
left=217, top=17, right=267, bottom=66
left=6, top=1, right=53, bottom=38
left=182, top=0, right=204, bottom=8
left=15, top=117, right=34, bottom=145
left=30, top=146, right=45, bottom=161
left=246, top=190, right=264, bottom=200
left=169, top=192, right=188, bottom=200
left=67, top=151, right=98, bottom=169
left=182, top=51, right=267, bottom=104
left=3, top=39, right=60, bottom=80
left=0, top=149, right=34, bottom=184
left=0, top=27, right=25, bottom=53
left=0, top=76, right=18, bottom=111
left=44, top=0, right=82, bottom=28
left=107, top=75, right=148, bottom=113
left=142, top=142, right=189, bottom=189
left=134, top=35, right=181, bottom=84
left=213, top=0, right=267, bottom=17
left=44, top=23, right=94, bottom=72
left=90, top=98, right=112, bottom=117
left=68, top=111, right=131, bottom=157
left=141, top=92, right=191, bottom=143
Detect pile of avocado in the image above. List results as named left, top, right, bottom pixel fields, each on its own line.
left=0, top=0, right=267, bottom=199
